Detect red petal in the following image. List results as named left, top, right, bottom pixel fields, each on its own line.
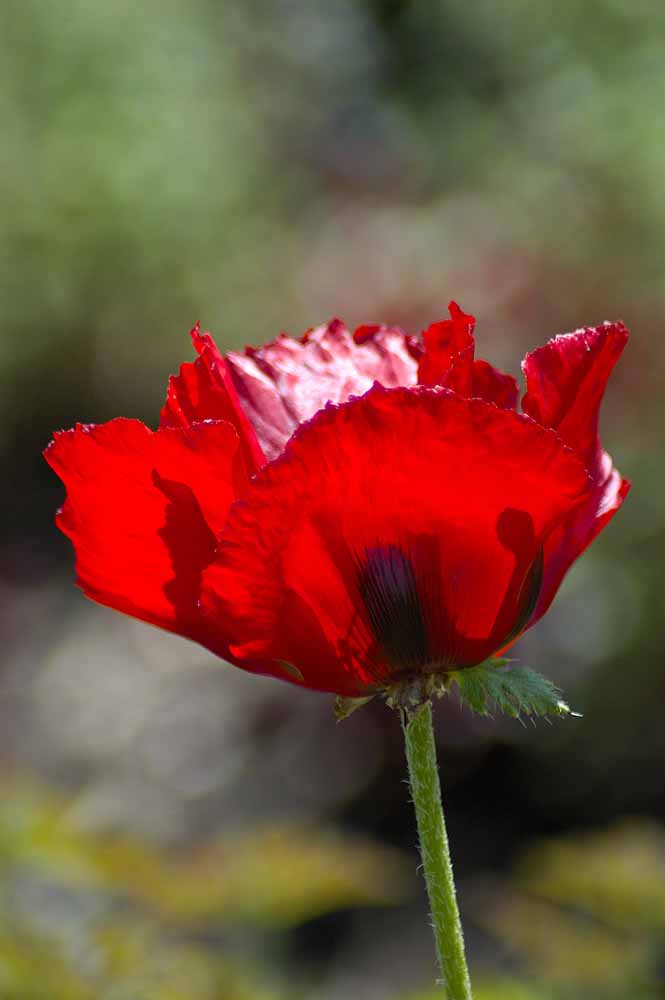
left=529, top=466, right=630, bottom=625
left=160, top=324, right=265, bottom=475
left=224, top=320, right=418, bottom=462
left=354, top=323, right=423, bottom=361
left=201, top=385, right=591, bottom=696
left=521, top=321, right=630, bottom=620
left=44, top=418, right=247, bottom=654
left=472, top=359, right=519, bottom=410
left=418, top=302, right=519, bottom=409
left=418, top=301, right=476, bottom=389
left=521, top=321, right=628, bottom=472
left=353, top=323, right=382, bottom=343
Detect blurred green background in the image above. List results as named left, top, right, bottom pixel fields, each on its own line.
left=1, top=1, right=663, bottom=997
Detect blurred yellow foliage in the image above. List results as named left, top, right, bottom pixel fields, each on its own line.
left=475, top=885, right=646, bottom=989
left=517, top=820, right=665, bottom=933
left=0, top=781, right=412, bottom=999
left=471, top=820, right=665, bottom=999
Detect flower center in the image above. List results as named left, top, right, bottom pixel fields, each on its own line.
left=357, top=545, right=430, bottom=672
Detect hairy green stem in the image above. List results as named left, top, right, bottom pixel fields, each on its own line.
left=403, top=701, right=473, bottom=999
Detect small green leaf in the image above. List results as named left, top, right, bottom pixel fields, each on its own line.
left=334, top=695, right=375, bottom=721
left=275, top=659, right=304, bottom=682
left=449, top=660, right=577, bottom=721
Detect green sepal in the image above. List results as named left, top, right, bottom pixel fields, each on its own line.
left=449, top=658, right=578, bottom=721
left=334, top=695, right=375, bottom=722
left=275, top=659, right=305, bottom=682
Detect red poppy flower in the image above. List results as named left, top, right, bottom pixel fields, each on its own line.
left=45, top=304, right=629, bottom=698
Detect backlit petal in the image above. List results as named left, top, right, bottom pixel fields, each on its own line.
left=522, top=321, right=628, bottom=472
left=472, top=358, right=519, bottom=410
left=44, top=418, right=247, bottom=654
left=201, top=385, right=591, bottom=696
left=160, top=324, right=265, bottom=474
left=521, top=321, right=630, bottom=619
left=418, top=301, right=476, bottom=389
left=225, top=319, right=418, bottom=461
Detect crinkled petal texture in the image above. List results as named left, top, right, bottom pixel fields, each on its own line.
left=223, top=319, right=420, bottom=461
left=521, top=321, right=630, bottom=621
left=201, top=386, right=592, bottom=697
left=45, top=308, right=629, bottom=696
left=161, top=324, right=266, bottom=475
left=44, top=418, right=248, bottom=656
left=418, top=301, right=519, bottom=409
